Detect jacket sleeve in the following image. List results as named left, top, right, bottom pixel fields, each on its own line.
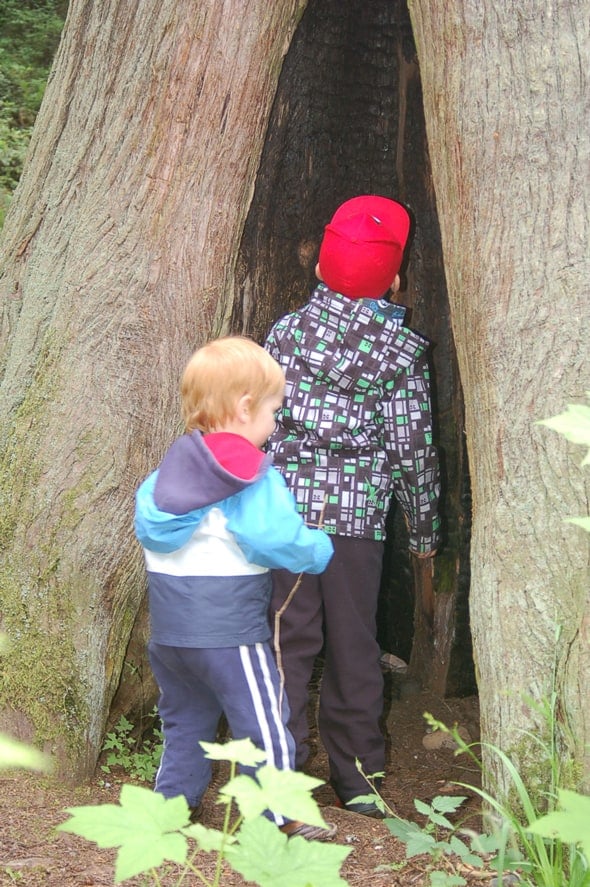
left=134, top=471, right=208, bottom=553
left=381, top=357, right=441, bottom=553
left=225, top=467, right=334, bottom=574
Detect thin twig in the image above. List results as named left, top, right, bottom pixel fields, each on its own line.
left=275, top=496, right=327, bottom=717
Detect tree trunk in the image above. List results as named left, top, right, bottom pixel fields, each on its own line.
left=409, top=0, right=590, bottom=793
left=0, top=0, right=307, bottom=779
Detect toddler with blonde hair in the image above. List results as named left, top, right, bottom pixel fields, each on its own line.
left=135, top=336, right=335, bottom=840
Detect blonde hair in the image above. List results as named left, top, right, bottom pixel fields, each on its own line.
left=181, top=336, right=285, bottom=433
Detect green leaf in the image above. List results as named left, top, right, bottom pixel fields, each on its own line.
left=201, top=737, right=268, bottom=766
left=345, top=792, right=388, bottom=815
left=57, top=785, right=190, bottom=883
left=182, top=821, right=233, bottom=852
left=427, top=811, right=455, bottom=830
left=405, top=831, right=437, bottom=857
left=566, top=516, right=590, bottom=532
left=526, top=789, right=590, bottom=858
left=385, top=817, right=423, bottom=844
left=221, top=765, right=325, bottom=826
left=226, top=816, right=351, bottom=887
left=0, top=734, right=49, bottom=771
left=430, top=872, right=467, bottom=886
left=114, top=833, right=186, bottom=883
left=468, top=831, right=506, bottom=855
left=538, top=401, right=590, bottom=465
left=347, top=792, right=381, bottom=806
left=432, top=796, right=467, bottom=814
left=413, top=796, right=456, bottom=829
left=414, top=798, right=434, bottom=817
left=448, top=834, right=483, bottom=867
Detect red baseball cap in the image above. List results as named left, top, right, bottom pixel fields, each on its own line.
left=318, top=195, right=411, bottom=299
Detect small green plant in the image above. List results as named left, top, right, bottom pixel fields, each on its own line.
left=384, top=793, right=488, bottom=886
left=527, top=789, right=590, bottom=871
left=59, top=737, right=352, bottom=886
left=351, top=761, right=499, bottom=885
left=423, top=714, right=571, bottom=886
left=521, top=396, right=590, bottom=883
left=100, top=711, right=163, bottom=783
left=352, top=683, right=589, bottom=887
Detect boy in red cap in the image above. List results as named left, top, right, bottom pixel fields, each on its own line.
left=265, top=195, right=441, bottom=817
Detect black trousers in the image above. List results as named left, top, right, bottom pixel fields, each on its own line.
left=271, top=535, right=385, bottom=803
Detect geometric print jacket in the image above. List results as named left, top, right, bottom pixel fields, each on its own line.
left=265, top=284, right=441, bottom=552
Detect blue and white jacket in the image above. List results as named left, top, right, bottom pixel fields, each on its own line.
left=135, top=430, right=334, bottom=648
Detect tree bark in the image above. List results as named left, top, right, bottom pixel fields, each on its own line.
left=0, top=0, right=307, bottom=779
left=409, top=0, right=590, bottom=793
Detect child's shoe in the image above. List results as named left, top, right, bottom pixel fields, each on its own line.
left=341, top=799, right=386, bottom=819
left=188, top=803, right=203, bottom=823
left=280, top=819, right=337, bottom=841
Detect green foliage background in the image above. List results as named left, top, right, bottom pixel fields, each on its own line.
left=0, top=0, right=66, bottom=225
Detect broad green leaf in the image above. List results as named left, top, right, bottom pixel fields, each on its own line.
left=58, top=784, right=191, bottom=845
left=57, top=785, right=190, bottom=883
left=538, top=401, right=590, bottom=465
left=432, top=795, right=467, bottom=814
left=405, top=831, right=437, bottom=857
left=566, top=516, right=590, bottom=532
left=182, top=821, right=234, bottom=852
left=385, top=817, right=422, bottom=844
left=527, top=789, right=590, bottom=858
left=221, top=765, right=325, bottom=826
left=201, top=737, right=267, bottom=766
left=469, top=831, right=507, bottom=855
left=114, top=832, right=187, bottom=883
left=346, top=792, right=389, bottom=815
left=430, top=872, right=467, bottom=886
left=413, top=797, right=455, bottom=829
left=226, top=816, right=351, bottom=887
left=0, top=734, right=49, bottom=771
left=448, top=834, right=483, bottom=867
left=427, top=811, right=455, bottom=830
left=414, top=798, right=434, bottom=817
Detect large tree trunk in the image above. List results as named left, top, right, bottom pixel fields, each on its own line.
left=0, top=0, right=307, bottom=779
left=409, top=1, right=590, bottom=792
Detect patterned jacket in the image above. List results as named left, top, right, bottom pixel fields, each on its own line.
left=265, top=284, right=441, bottom=552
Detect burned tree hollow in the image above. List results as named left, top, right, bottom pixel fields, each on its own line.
left=236, top=0, right=475, bottom=697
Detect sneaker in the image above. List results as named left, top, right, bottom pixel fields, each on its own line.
left=188, top=803, right=203, bottom=823
left=342, top=800, right=386, bottom=819
left=280, top=820, right=337, bottom=841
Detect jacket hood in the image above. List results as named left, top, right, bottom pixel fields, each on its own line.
left=153, top=430, right=271, bottom=515
left=294, top=285, right=428, bottom=392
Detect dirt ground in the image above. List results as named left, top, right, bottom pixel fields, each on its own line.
left=0, top=674, right=485, bottom=886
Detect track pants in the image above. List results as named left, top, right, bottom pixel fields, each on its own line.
left=148, top=641, right=295, bottom=823
left=271, top=535, right=385, bottom=803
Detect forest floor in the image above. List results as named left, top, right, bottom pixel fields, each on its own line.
left=0, top=672, right=488, bottom=886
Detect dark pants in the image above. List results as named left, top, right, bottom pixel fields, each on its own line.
left=148, top=641, right=295, bottom=823
left=271, top=535, right=384, bottom=803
